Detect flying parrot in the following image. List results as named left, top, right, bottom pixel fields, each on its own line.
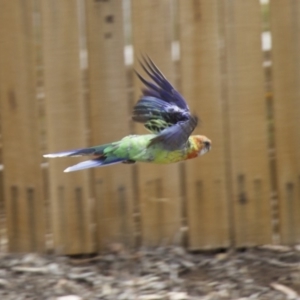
left=44, top=57, right=211, bottom=172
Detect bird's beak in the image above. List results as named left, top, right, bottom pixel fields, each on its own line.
left=204, top=141, right=211, bottom=152
left=199, top=143, right=211, bottom=156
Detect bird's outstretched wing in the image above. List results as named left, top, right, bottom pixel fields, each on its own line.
left=132, top=56, right=198, bottom=150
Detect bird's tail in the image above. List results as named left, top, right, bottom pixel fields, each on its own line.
left=63, top=157, right=123, bottom=172
left=43, top=143, right=124, bottom=172
left=43, top=143, right=110, bottom=158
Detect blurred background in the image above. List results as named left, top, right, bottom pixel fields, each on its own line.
left=0, top=0, right=299, bottom=255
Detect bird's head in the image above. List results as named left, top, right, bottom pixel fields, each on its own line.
left=193, top=135, right=212, bottom=156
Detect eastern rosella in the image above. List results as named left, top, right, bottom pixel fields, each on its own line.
left=44, top=57, right=211, bottom=172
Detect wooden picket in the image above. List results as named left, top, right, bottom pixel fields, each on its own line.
left=0, top=0, right=45, bottom=252
left=179, top=0, right=230, bottom=250
left=270, top=0, right=300, bottom=245
left=85, top=0, right=135, bottom=249
left=221, top=0, right=272, bottom=246
left=41, top=0, right=93, bottom=254
left=0, top=0, right=299, bottom=254
left=131, top=0, right=183, bottom=246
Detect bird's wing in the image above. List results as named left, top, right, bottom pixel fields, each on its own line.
left=148, top=115, right=198, bottom=151
left=132, top=56, right=198, bottom=150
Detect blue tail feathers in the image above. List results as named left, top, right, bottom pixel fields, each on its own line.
left=43, top=144, right=125, bottom=172
left=43, top=144, right=110, bottom=158
left=64, top=157, right=124, bottom=172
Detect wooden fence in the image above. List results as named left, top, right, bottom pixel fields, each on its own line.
left=0, top=0, right=299, bottom=254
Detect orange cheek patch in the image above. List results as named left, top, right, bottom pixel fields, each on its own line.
left=187, top=151, right=198, bottom=160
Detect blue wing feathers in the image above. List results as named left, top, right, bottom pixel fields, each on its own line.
left=133, top=56, right=198, bottom=150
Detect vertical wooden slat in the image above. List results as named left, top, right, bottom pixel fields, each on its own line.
left=41, top=1, right=93, bottom=254
left=0, top=116, right=4, bottom=250
left=271, top=0, right=300, bottom=244
left=0, top=1, right=45, bottom=252
left=131, top=0, right=183, bottom=246
left=85, top=0, right=135, bottom=250
left=179, top=0, right=230, bottom=249
left=222, top=0, right=272, bottom=246
left=0, top=168, right=3, bottom=251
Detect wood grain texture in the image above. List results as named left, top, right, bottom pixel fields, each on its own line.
left=131, top=0, right=183, bottom=246
left=179, top=0, right=230, bottom=250
left=42, top=0, right=93, bottom=254
left=221, top=0, right=272, bottom=246
left=0, top=0, right=45, bottom=252
left=85, top=0, right=135, bottom=250
left=270, top=0, right=300, bottom=244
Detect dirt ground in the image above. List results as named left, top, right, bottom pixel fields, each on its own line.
left=0, top=245, right=300, bottom=300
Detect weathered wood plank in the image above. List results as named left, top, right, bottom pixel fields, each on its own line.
left=221, top=0, right=272, bottom=246
left=131, top=0, right=183, bottom=246
left=0, top=0, right=45, bottom=252
left=85, top=0, right=135, bottom=250
left=41, top=0, right=93, bottom=254
left=179, top=0, right=230, bottom=250
left=270, top=0, right=300, bottom=244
